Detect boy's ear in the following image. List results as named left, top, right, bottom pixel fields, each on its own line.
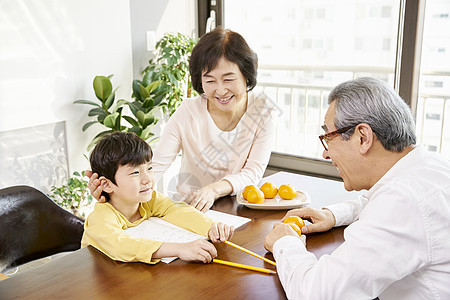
left=100, top=177, right=114, bottom=193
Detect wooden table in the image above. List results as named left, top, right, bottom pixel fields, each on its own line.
left=0, top=172, right=354, bottom=299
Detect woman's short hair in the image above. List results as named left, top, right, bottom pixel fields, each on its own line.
left=189, top=27, right=258, bottom=94
left=328, top=77, right=416, bottom=152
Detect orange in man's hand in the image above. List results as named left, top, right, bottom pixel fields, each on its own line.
left=286, top=223, right=302, bottom=236
left=242, top=185, right=257, bottom=200
left=278, top=184, right=297, bottom=200
left=246, top=189, right=265, bottom=204
left=283, top=216, right=305, bottom=229
left=259, top=182, right=278, bottom=199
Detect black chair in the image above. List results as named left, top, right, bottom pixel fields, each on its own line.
left=0, top=185, right=84, bottom=272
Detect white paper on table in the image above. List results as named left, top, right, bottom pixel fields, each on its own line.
left=205, top=209, right=251, bottom=228
left=124, top=210, right=251, bottom=263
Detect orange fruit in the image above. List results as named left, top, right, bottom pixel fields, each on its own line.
left=288, top=223, right=302, bottom=235
left=286, top=223, right=302, bottom=236
left=246, top=189, right=265, bottom=204
left=242, top=185, right=257, bottom=200
left=283, top=216, right=305, bottom=229
left=278, top=184, right=297, bottom=200
left=259, top=182, right=278, bottom=199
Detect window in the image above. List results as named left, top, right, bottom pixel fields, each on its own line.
left=416, top=0, right=450, bottom=158
left=382, top=6, right=392, bottom=18
left=224, top=0, right=400, bottom=163
left=383, top=38, right=391, bottom=51
left=218, top=0, right=450, bottom=177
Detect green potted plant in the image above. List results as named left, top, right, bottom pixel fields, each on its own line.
left=74, top=74, right=165, bottom=150
left=48, top=171, right=93, bottom=218
left=74, top=32, right=197, bottom=151
left=142, top=32, right=198, bottom=115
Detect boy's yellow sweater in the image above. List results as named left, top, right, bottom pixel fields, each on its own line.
left=81, top=190, right=213, bottom=264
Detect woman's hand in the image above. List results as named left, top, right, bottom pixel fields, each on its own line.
left=185, top=187, right=216, bottom=212
left=208, top=222, right=235, bottom=243
left=185, top=180, right=233, bottom=212
left=85, top=170, right=107, bottom=203
left=281, top=207, right=336, bottom=234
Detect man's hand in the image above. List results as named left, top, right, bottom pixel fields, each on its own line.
left=281, top=207, right=336, bottom=234
left=85, top=170, right=107, bottom=203
left=264, top=223, right=306, bottom=253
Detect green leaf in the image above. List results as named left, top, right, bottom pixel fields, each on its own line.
left=132, top=79, right=143, bottom=100
left=104, top=112, right=120, bottom=129
left=136, top=110, right=155, bottom=127
left=82, top=121, right=98, bottom=132
left=139, top=83, right=150, bottom=100
left=153, top=92, right=166, bottom=106
left=128, top=126, right=142, bottom=135
left=93, top=76, right=113, bottom=102
left=123, top=116, right=139, bottom=127
left=113, top=99, right=129, bottom=113
left=104, top=87, right=118, bottom=109
left=73, top=100, right=101, bottom=107
left=143, top=98, right=155, bottom=109
left=88, top=108, right=106, bottom=117
left=168, top=73, right=177, bottom=85
left=87, top=130, right=113, bottom=151
left=142, top=72, right=152, bottom=87
left=168, top=56, right=177, bottom=66
left=141, top=124, right=155, bottom=140
left=148, top=136, right=160, bottom=145
left=115, top=108, right=122, bottom=130
left=128, top=101, right=143, bottom=116
left=146, top=80, right=162, bottom=94
left=97, top=114, right=106, bottom=123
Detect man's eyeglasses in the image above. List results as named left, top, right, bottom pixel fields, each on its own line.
left=319, top=125, right=356, bottom=151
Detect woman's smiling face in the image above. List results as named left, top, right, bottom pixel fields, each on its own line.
left=201, top=56, right=248, bottom=113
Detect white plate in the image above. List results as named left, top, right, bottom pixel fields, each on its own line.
left=237, top=190, right=311, bottom=210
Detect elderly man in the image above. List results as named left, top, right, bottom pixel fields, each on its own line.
left=264, top=77, right=450, bottom=299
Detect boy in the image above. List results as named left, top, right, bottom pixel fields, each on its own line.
left=81, top=132, right=234, bottom=264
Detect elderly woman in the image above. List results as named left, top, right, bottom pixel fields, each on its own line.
left=88, top=28, right=277, bottom=212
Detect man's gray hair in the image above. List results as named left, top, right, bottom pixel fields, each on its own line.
left=328, top=77, right=416, bottom=152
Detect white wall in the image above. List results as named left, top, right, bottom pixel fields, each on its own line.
left=0, top=0, right=134, bottom=189
left=130, top=0, right=198, bottom=78
left=0, top=0, right=196, bottom=191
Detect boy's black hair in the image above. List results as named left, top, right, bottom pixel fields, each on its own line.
left=89, top=132, right=153, bottom=200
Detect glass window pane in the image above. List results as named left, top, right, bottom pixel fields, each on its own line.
left=417, top=0, right=450, bottom=160
left=224, top=0, right=401, bottom=160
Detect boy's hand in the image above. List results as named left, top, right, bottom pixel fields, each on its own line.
left=86, top=170, right=107, bottom=203
left=177, top=239, right=218, bottom=263
left=208, top=222, right=235, bottom=243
